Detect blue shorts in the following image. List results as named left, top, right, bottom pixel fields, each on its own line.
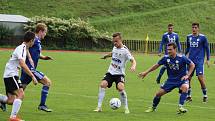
left=192, top=62, right=204, bottom=76
left=161, top=80, right=189, bottom=93
left=20, top=68, right=45, bottom=85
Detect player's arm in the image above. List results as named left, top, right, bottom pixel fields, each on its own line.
left=138, top=64, right=160, bottom=79
left=27, top=49, right=34, bottom=68
left=185, top=36, right=190, bottom=56
left=158, top=35, right=165, bottom=56
left=181, top=61, right=195, bottom=80
left=101, top=52, right=112, bottom=59
left=40, top=53, right=53, bottom=60
left=19, top=59, right=38, bottom=85
left=130, top=58, right=136, bottom=72
left=176, top=35, right=182, bottom=53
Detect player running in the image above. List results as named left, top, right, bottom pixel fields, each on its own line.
left=94, top=32, right=136, bottom=114
left=139, top=42, right=195, bottom=114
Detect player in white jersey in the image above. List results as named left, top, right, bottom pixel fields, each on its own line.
left=0, top=31, right=38, bottom=121
left=94, top=32, right=136, bottom=114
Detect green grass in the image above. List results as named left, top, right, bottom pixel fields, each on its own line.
left=1, top=0, right=215, bottom=41
left=0, top=50, right=215, bottom=121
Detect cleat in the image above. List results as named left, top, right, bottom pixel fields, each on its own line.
left=145, top=107, right=156, bottom=113
left=178, top=107, right=188, bottom=114
left=93, top=107, right=102, bottom=112
left=38, top=105, right=53, bottom=112
left=9, top=117, right=25, bottom=121
left=0, top=102, right=6, bottom=112
left=203, top=97, right=208, bottom=103
left=124, top=108, right=130, bottom=114
left=186, top=96, right=192, bottom=102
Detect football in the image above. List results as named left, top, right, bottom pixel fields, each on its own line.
left=109, top=98, right=121, bottom=110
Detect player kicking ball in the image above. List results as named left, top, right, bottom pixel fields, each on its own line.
left=138, top=42, right=195, bottom=114
left=94, top=32, right=136, bottom=114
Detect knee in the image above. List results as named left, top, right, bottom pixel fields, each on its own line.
left=7, top=97, right=15, bottom=105
left=17, top=91, right=25, bottom=100
left=181, top=85, right=189, bottom=93
left=117, top=83, right=124, bottom=92
left=44, top=79, right=51, bottom=87
left=100, top=81, right=108, bottom=88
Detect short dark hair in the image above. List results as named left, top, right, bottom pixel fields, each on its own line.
left=35, top=23, right=47, bottom=33
left=167, top=42, right=177, bottom=49
left=168, top=23, right=174, bottom=27
left=112, top=32, right=122, bottom=38
left=192, top=22, right=199, bottom=28
left=24, top=31, right=35, bottom=42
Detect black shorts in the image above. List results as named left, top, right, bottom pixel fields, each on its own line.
left=4, top=76, right=23, bottom=94
left=102, top=73, right=125, bottom=88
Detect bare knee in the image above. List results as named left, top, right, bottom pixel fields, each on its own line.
left=180, top=84, right=189, bottom=93
left=117, top=82, right=124, bottom=92
left=100, top=80, right=108, bottom=88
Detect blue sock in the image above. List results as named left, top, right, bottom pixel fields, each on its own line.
left=40, top=86, right=49, bottom=106
left=152, top=96, right=161, bottom=108
left=179, top=92, right=188, bottom=106
left=187, top=87, right=191, bottom=97
left=202, top=88, right=207, bottom=96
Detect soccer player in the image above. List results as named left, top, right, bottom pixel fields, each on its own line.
left=20, top=23, right=53, bottom=112
left=185, top=22, right=210, bottom=102
left=139, top=42, right=195, bottom=113
left=156, top=24, right=182, bottom=84
left=0, top=31, right=38, bottom=121
left=94, top=32, right=136, bottom=114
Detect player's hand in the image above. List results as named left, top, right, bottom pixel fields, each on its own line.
left=100, top=56, right=106, bottom=59
left=32, top=76, right=38, bottom=85
left=158, top=53, right=162, bottom=57
left=205, top=60, right=210, bottom=68
left=45, top=56, right=53, bottom=60
left=181, top=75, right=189, bottom=81
left=138, top=72, right=147, bottom=79
left=130, top=66, right=136, bottom=72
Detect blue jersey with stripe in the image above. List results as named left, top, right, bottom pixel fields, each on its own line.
left=26, top=36, right=42, bottom=69
left=185, top=34, right=210, bottom=63
left=158, top=55, right=191, bottom=81
left=159, top=32, right=181, bottom=55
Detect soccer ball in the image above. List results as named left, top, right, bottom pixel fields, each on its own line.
left=109, top=98, right=121, bottom=110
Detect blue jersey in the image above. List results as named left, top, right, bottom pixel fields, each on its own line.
left=26, top=36, right=42, bottom=69
left=158, top=55, right=191, bottom=81
left=185, top=34, right=210, bottom=63
left=159, top=32, right=181, bottom=55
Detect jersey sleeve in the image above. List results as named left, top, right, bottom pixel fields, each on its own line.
left=182, top=56, right=192, bottom=65
left=203, top=36, right=210, bottom=60
left=157, top=56, right=166, bottom=65
left=125, top=49, right=134, bottom=61
left=14, top=46, right=26, bottom=60
left=159, top=34, right=165, bottom=53
left=176, top=35, right=182, bottom=53
left=185, top=36, right=190, bottom=55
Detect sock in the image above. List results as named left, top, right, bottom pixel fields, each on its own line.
left=97, top=87, right=105, bottom=108
left=10, top=99, right=22, bottom=118
left=119, top=90, right=128, bottom=109
left=187, top=87, right=191, bottom=97
left=202, top=88, right=207, bottom=97
left=179, top=92, right=188, bottom=106
left=152, top=96, right=161, bottom=108
left=40, top=86, right=49, bottom=106
left=0, top=94, right=8, bottom=103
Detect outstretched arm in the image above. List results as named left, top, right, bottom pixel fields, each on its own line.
left=130, top=58, right=136, bottom=72
left=101, top=52, right=112, bottom=59
left=138, top=64, right=160, bottom=79
left=40, top=53, right=53, bottom=60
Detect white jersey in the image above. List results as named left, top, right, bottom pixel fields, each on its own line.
left=108, top=45, right=133, bottom=75
left=3, top=43, right=27, bottom=78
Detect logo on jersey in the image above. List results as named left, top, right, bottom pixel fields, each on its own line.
left=167, top=59, right=179, bottom=70
left=167, top=35, right=176, bottom=42
left=189, top=37, right=199, bottom=47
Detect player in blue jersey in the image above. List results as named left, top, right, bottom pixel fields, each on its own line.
left=139, top=42, right=195, bottom=113
left=20, top=23, right=53, bottom=112
left=156, top=24, right=182, bottom=84
left=185, top=22, right=210, bottom=102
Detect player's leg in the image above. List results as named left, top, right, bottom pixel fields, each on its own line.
left=156, top=66, right=166, bottom=84
left=94, top=73, right=112, bottom=112
left=196, top=63, right=207, bottom=102
left=178, top=81, right=189, bottom=113
left=117, top=80, right=129, bottom=114
left=186, top=67, right=195, bottom=102
left=38, top=75, right=52, bottom=112
left=0, top=93, right=8, bottom=111
left=145, top=88, right=167, bottom=112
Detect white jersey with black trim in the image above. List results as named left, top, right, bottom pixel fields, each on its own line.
left=108, top=45, right=133, bottom=75
left=3, top=43, right=27, bottom=78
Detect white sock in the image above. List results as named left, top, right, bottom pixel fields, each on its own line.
left=97, top=87, right=105, bottom=108
left=0, top=94, right=8, bottom=103
left=119, top=90, right=128, bottom=109
left=10, top=99, right=22, bottom=118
